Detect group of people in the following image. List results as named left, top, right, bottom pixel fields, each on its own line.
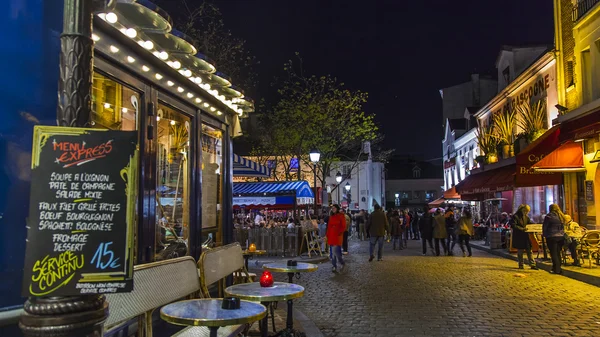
left=512, top=203, right=583, bottom=274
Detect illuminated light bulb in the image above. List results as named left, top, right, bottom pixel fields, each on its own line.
left=217, top=110, right=222, bottom=115
left=210, top=107, right=216, bottom=112
left=122, top=107, right=128, bottom=113
left=177, top=87, right=184, bottom=93
left=103, top=103, right=110, bottom=109
left=152, top=51, right=160, bottom=58
left=155, top=73, right=163, bottom=80
left=105, top=12, right=118, bottom=24
left=237, top=108, right=243, bottom=114
left=142, top=65, right=150, bottom=72
left=92, top=34, right=100, bottom=42
left=158, top=51, right=169, bottom=60
left=125, top=28, right=137, bottom=38
left=195, top=98, right=202, bottom=103
left=109, top=45, right=119, bottom=53
left=187, top=93, right=194, bottom=98
left=97, top=13, right=106, bottom=20
left=167, top=81, right=174, bottom=87
left=171, top=61, right=181, bottom=69
left=170, top=120, right=176, bottom=125
left=127, top=56, right=135, bottom=63
left=143, top=40, right=154, bottom=50
left=203, top=103, right=210, bottom=108
left=219, top=95, right=225, bottom=101
left=183, top=69, right=192, bottom=77
left=193, top=77, right=202, bottom=84
left=156, top=116, right=161, bottom=121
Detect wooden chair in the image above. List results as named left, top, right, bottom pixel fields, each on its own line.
left=104, top=256, right=244, bottom=337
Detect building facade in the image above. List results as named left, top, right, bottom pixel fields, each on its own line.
left=386, top=158, right=443, bottom=210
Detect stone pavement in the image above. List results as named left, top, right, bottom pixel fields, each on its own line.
left=261, top=238, right=600, bottom=337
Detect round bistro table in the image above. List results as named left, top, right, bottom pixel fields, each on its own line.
left=225, top=282, right=304, bottom=337
left=262, top=262, right=318, bottom=283
left=243, top=249, right=267, bottom=270
left=160, top=298, right=267, bottom=337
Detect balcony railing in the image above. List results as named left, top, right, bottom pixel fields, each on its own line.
left=573, top=0, right=600, bottom=22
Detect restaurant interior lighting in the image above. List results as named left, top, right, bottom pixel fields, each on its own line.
left=171, top=61, right=181, bottom=69
left=142, top=40, right=154, bottom=50
left=103, top=103, right=110, bottom=109
left=109, top=45, right=119, bottom=53
left=195, top=98, right=202, bottom=103
left=183, top=69, right=192, bottom=77
left=127, top=56, right=135, bottom=63
left=105, top=12, right=118, bottom=24
left=170, top=120, right=176, bottom=125
left=203, top=103, right=210, bottom=108
left=142, top=65, right=150, bottom=72
left=177, top=87, right=184, bottom=93
left=155, top=73, right=163, bottom=80
left=158, top=51, right=169, bottom=60
left=187, top=92, right=194, bottom=98
left=167, top=81, right=174, bottom=87
left=92, top=34, right=100, bottom=42
left=210, top=107, right=216, bottom=112
left=217, top=111, right=222, bottom=115
left=122, top=108, right=128, bottom=113
left=193, top=77, right=202, bottom=84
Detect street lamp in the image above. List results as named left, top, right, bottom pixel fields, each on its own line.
left=309, top=149, right=320, bottom=214
left=345, top=182, right=351, bottom=209
left=335, top=171, right=342, bottom=204
left=345, top=182, right=351, bottom=191
left=395, top=193, right=400, bottom=207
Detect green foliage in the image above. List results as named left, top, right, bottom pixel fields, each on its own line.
left=476, top=123, right=498, bottom=156
left=516, top=100, right=547, bottom=142
left=492, top=110, right=516, bottom=145
left=254, top=54, right=386, bottom=184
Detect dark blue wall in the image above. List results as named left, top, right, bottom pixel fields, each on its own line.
left=0, top=0, right=62, bottom=311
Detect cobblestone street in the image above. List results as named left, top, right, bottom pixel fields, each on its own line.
left=273, top=239, right=600, bottom=337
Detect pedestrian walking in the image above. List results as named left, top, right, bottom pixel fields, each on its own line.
left=543, top=204, right=567, bottom=274
left=419, top=206, right=435, bottom=255
left=326, top=204, right=346, bottom=273
left=433, top=209, right=448, bottom=256
left=356, top=210, right=366, bottom=241
left=341, top=208, right=351, bottom=255
left=510, top=204, right=538, bottom=270
left=390, top=211, right=403, bottom=250
left=445, top=207, right=457, bottom=256
left=457, top=209, right=474, bottom=257
left=411, top=210, right=420, bottom=240
left=367, top=204, right=389, bottom=262
left=401, top=210, right=410, bottom=248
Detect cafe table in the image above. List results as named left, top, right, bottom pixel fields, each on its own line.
left=160, top=298, right=266, bottom=337
left=225, top=282, right=304, bottom=337
left=262, top=262, right=318, bottom=283
left=243, top=249, right=267, bottom=270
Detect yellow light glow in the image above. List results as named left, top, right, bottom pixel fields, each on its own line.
left=125, top=28, right=137, bottom=38
left=109, top=45, right=119, bottom=53
left=105, top=12, right=118, bottom=24
left=155, top=73, right=163, bottom=80
left=92, top=34, right=100, bottom=42
left=127, top=56, right=135, bottom=63
left=142, top=65, right=150, bottom=72
left=143, top=40, right=154, bottom=50
left=177, top=87, right=184, bottom=93
left=170, top=120, right=176, bottom=125
left=167, top=81, right=174, bottom=87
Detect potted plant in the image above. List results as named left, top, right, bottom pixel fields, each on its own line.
left=493, top=110, right=516, bottom=159
left=516, top=100, right=547, bottom=143
left=476, top=124, right=499, bottom=164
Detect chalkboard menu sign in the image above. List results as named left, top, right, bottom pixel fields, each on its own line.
left=586, top=180, right=594, bottom=202
left=22, top=126, right=138, bottom=297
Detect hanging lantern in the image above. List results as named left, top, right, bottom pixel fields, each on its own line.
left=259, top=271, right=274, bottom=287
left=249, top=243, right=256, bottom=252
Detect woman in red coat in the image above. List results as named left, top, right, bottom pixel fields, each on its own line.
left=327, top=204, right=346, bottom=273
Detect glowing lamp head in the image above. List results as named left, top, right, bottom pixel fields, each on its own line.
left=309, top=148, right=320, bottom=163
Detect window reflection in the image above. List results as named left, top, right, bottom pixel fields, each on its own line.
left=155, top=104, right=190, bottom=260
left=202, top=124, right=223, bottom=242
left=91, top=72, right=138, bottom=130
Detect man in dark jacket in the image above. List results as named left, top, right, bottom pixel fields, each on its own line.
left=419, top=206, right=435, bottom=255
left=367, top=204, right=389, bottom=262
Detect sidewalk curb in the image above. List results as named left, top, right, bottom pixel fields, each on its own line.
left=293, top=308, right=325, bottom=337
left=471, top=243, right=600, bottom=287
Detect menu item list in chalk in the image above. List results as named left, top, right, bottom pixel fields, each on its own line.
left=22, top=126, right=138, bottom=297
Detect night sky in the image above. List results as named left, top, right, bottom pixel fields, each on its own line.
left=217, top=0, right=554, bottom=159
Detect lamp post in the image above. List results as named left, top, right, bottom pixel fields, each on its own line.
left=345, top=182, right=351, bottom=209
left=335, top=171, right=342, bottom=205
left=309, top=149, right=320, bottom=214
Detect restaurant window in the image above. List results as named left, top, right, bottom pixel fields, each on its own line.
left=566, top=59, right=574, bottom=87
left=202, top=124, right=223, bottom=240
left=91, top=72, right=138, bottom=130
left=155, top=104, right=191, bottom=260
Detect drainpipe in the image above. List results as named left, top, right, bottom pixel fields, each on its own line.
left=20, top=1, right=114, bottom=336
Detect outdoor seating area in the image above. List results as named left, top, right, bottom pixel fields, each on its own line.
left=233, top=226, right=326, bottom=258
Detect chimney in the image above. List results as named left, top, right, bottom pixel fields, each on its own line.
left=471, top=73, right=480, bottom=106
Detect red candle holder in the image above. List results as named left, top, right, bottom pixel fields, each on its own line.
left=259, top=271, right=274, bottom=287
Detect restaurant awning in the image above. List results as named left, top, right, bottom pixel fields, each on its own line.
left=532, top=141, right=585, bottom=172
left=456, top=164, right=515, bottom=196
left=233, top=180, right=314, bottom=205
left=233, top=154, right=270, bottom=177
left=515, top=126, right=563, bottom=187
left=428, top=197, right=445, bottom=207
left=443, top=186, right=460, bottom=199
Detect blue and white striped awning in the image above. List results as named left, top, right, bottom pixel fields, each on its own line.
left=233, top=180, right=315, bottom=205
left=233, top=154, right=270, bottom=177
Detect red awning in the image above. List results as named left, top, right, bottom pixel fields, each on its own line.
left=532, top=141, right=585, bottom=172
left=515, top=126, right=563, bottom=187
left=560, top=109, right=600, bottom=142
left=443, top=186, right=460, bottom=199
left=428, top=197, right=445, bottom=206
left=456, top=164, right=515, bottom=196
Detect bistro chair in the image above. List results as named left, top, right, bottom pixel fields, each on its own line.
left=578, top=230, right=600, bottom=268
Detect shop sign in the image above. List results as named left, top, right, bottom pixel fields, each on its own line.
left=585, top=180, right=594, bottom=202
left=233, top=196, right=277, bottom=205
left=22, top=126, right=137, bottom=297
left=444, top=158, right=456, bottom=169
